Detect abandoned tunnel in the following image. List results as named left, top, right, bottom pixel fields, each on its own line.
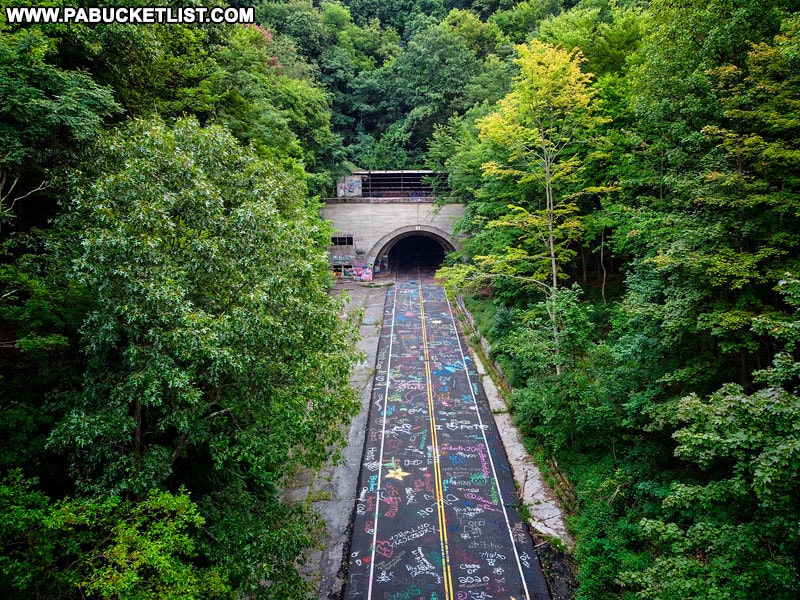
left=387, top=234, right=447, bottom=272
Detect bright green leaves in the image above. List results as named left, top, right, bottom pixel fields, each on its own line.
left=609, top=11, right=800, bottom=402
left=697, top=15, right=800, bottom=279
left=622, top=517, right=797, bottom=600
left=623, top=380, right=800, bottom=599
left=475, top=39, right=607, bottom=289
left=435, top=3, right=800, bottom=598
left=479, top=40, right=600, bottom=164
left=487, top=0, right=561, bottom=44
left=438, top=40, right=605, bottom=373
left=0, top=473, right=229, bottom=600
left=669, top=385, right=800, bottom=500
left=79, top=489, right=230, bottom=600
left=38, top=115, right=358, bottom=596
left=537, top=3, right=644, bottom=76
left=0, top=471, right=64, bottom=597
left=620, top=272, right=800, bottom=599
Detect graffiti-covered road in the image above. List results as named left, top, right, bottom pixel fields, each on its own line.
left=345, top=271, right=551, bottom=600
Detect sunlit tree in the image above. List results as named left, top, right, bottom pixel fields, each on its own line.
left=441, top=40, right=606, bottom=374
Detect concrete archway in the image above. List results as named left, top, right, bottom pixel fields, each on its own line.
left=367, top=225, right=457, bottom=268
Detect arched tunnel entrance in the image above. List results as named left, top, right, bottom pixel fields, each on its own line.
left=381, top=233, right=450, bottom=275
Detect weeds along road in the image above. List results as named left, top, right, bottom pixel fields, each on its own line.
left=345, top=269, right=551, bottom=600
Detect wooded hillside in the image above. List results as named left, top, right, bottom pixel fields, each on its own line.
left=1, top=1, right=799, bottom=598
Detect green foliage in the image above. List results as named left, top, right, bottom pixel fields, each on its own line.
left=26, top=8, right=225, bottom=120
left=0, top=470, right=71, bottom=598
left=0, top=241, right=92, bottom=479
left=753, top=276, right=800, bottom=385
left=0, top=472, right=229, bottom=599
left=50, top=115, right=358, bottom=496
left=488, top=0, right=562, bottom=43
left=510, top=286, right=601, bottom=448
left=620, top=379, right=800, bottom=598
left=3, top=0, right=800, bottom=597
left=442, top=8, right=507, bottom=58
left=568, top=461, right=646, bottom=600
left=208, top=23, right=338, bottom=192
left=344, top=0, right=450, bottom=34
left=209, top=24, right=304, bottom=163
left=79, top=489, right=230, bottom=599
left=257, top=0, right=337, bottom=62
left=626, top=0, right=785, bottom=199
left=349, top=17, right=484, bottom=167
left=622, top=518, right=797, bottom=599
left=0, top=8, right=359, bottom=589
left=0, top=17, right=120, bottom=222
left=198, top=478, right=319, bottom=598
left=275, top=2, right=525, bottom=168
left=439, top=38, right=607, bottom=382
left=537, top=2, right=644, bottom=75
left=29, top=116, right=359, bottom=597
left=475, top=39, right=607, bottom=291
left=437, top=2, right=800, bottom=598
left=427, top=103, right=503, bottom=211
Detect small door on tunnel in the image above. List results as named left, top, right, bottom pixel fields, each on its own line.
left=389, top=235, right=446, bottom=272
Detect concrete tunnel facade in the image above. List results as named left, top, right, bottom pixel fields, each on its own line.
left=321, top=170, right=465, bottom=279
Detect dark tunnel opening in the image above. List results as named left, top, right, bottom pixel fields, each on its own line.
left=388, top=235, right=447, bottom=274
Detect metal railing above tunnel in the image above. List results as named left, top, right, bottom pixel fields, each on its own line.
left=324, top=170, right=449, bottom=202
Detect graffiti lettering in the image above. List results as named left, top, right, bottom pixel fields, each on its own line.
left=458, top=576, right=490, bottom=584
left=383, top=584, right=420, bottom=600
left=480, top=552, right=506, bottom=566
left=375, top=539, right=393, bottom=558
left=389, top=523, right=436, bottom=547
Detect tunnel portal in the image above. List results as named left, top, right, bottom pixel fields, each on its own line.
left=387, top=234, right=447, bottom=273
left=322, top=170, right=464, bottom=281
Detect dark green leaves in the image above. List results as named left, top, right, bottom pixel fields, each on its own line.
left=51, top=116, right=358, bottom=498
left=0, top=23, right=119, bottom=222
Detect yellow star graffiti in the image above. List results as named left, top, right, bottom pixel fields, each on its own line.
left=385, top=466, right=411, bottom=481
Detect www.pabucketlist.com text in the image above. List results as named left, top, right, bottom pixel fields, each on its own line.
left=5, top=5, right=255, bottom=25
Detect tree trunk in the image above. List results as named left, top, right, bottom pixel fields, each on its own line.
left=545, top=160, right=563, bottom=375
left=134, top=399, right=142, bottom=477
left=600, top=229, right=607, bottom=305
left=545, top=160, right=558, bottom=291
left=581, top=246, right=587, bottom=283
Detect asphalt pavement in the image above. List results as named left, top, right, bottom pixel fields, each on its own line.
left=344, top=270, right=551, bottom=600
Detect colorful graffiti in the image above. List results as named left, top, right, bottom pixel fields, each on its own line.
left=334, top=263, right=374, bottom=281
left=345, top=271, right=551, bottom=600
left=337, top=175, right=363, bottom=197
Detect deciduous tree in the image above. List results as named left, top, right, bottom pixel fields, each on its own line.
left=46, top=116, right=358, bottom=596
left=441, top=40, right=605, bottom=373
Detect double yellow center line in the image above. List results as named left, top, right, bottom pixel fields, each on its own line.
left=418, top=276, right=454, bottom=600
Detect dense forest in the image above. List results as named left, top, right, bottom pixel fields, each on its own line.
left=1, top=0, right=799, bottom=599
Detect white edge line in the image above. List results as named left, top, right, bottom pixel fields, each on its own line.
left=445, top=293, right=532, bottom=600
left=367, top=282, right=398, bottom=599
